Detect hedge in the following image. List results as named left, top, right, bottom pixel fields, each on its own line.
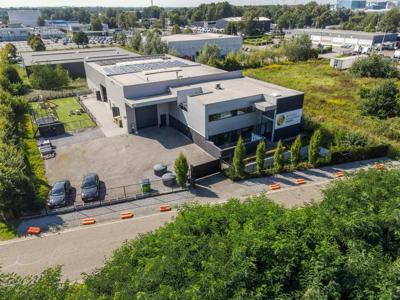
left=330, top=144, right=389, bottom=164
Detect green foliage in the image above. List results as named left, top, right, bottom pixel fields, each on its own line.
left=28, top=35, right=46, bottom=52
left=171, top=24, right=182, bottom=34
left=232, top=136, right=246, bottom=178
left=359, top=80, right=400, bottom=119
left=174, top=153, right=189, bottom=187
left=334, top=130, right=369, bottom=148
left=290, top=135, right=302, bottom=166
left=273, top=140, right=284, bottom=171
left=308, top=129, right=322, bottom=165
left=90, top=16, right=103, bottom=31
left=0, top=63, right=27, bottom=96
left=3, top=43, right=17, bottom=59
left=283, top=34, right=318, bottom=62
left=29, top=65, right=70, bottom=90
left=128, top=31, right=142, bottom=52
left=350, top=54, right=399, bottom=78
left=196, top=43, right=221, bottom=67
left=72, top=32, right=89, bottom=46
left=255, top=140, right=266, bottom=175
left=142, top=30, right=168, bottom=55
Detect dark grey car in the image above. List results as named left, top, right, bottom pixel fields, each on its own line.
left=48, top=180, right=71, bottom=208
left=81, top=173, right=100, bottom=202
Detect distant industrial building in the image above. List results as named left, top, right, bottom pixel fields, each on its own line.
left=84, top=54, right=303, bottom=159
left=337, top=0, right=367, bottom=9
left=194, top=17, right=271, bottom=34
left=8, top=9, right=41, bottom=27
left=21, top=47, right=136, bottom=78
left=161, top=33, right=242, bottom=60
left=34, top=27, right=65, bottom=39
left=0, top=27, right=31, bottom=42
left=286, top=28, right=398, bottom=47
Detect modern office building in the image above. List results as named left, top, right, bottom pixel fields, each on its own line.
left=0, top=27, right=31, bottom=41
left=337, top=0, right=367, bottom=9
left=84, top=55, right=304, bottom=159
left=8, top=10, right=41, bottom=27
left=161, top=33, right=242, bottom=60
left=21, top=47, right=136, bottom=78
left=286, top=28, right=398, bottom=47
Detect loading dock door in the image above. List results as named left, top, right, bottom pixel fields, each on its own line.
left=135, top=105, right=158, bottom=129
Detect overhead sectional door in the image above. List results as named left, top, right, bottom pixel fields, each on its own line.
left=135, top=105, right=158, bottom=129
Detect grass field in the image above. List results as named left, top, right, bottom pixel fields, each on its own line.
left=30, top=97, right=96, bottom=132
left=244, top=60, right=400, bottom=156
left=0, top=221, right=17, bottom=241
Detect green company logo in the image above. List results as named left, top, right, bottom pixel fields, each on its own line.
left=277, top=115, right=285, bottom=126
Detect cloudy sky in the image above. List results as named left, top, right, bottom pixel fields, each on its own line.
left=0, top=0, right=332, bottom=8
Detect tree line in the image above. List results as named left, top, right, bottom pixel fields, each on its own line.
left=2, top=167, right=400, bottom=298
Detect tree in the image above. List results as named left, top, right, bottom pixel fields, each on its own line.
left=290, top=135, right=302, bottom=167
left=183, top=27, right=193, bottom=34
left=129, top=32, right=142, bottom=52
left=379, top=8, right=400, bottom=32
left=241, top=10, right=259, bottom=36
left=29, top=65, right=70, bottom=90
left=233, top=136, right=246, bottom=178
left=72, top=32, right=89, bottom=47
left=221, top=51, right=242, bottom=71
left=142, top=30, right=168, bottom=55
left=273, top=140, right=284, bottom=171
left=255, top=140, right=266, bottom=175
left=90, top=16, right=103, bottom=31
left=174, top=153, right=189, bottom=187
left=308, top=130, right=322, bottom=165
left=282, top=34, right=318, bottom=62
left=29, top=36, right=46, bottom=51
left=171, top=24, right=182, bottom=34
left=196, top=43, right=221, bottom=67
left=115, top=32, right=127, bottom=46
left=37, top=16, right=45, bottom=26
left=3, top=43, right=17, bottom=59
left=359, top=80, right=400, bottom=119
left=350, top=54, right=399, bottom=78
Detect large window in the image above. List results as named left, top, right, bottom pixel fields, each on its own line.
left=208, top=106, right=256, bottom=122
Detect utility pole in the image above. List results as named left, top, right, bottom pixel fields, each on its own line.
left=151, top=0, right=154, bottom=6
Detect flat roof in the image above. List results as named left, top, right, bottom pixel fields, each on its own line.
left=162, top=33, right=242, bottom=42
left=177, top=77, right=302, bottom=105
left=22, top=47, right=137, bottom=66
left=288, top=28, right=397, bottom=38
left=87, top=55, right=225, bottom=87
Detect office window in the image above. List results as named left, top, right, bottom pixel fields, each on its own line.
left=208, top=106, right=256, bottom=122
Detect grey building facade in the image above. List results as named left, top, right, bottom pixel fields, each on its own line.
left=84, top=55, right=303, bottom=159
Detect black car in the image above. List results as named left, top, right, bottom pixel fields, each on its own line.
left=48, top=180, right=71, bottom=208
left=81, top=173, right=100, bottom=202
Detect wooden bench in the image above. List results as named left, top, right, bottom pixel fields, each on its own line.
left=270, top=183, right=281, bottom=190
left=120, top=211, right=134, bottom=219
left=295, top=178, right=306, bottom=185
left=375, top=163, right=385, bottom=170
left=27, top=226, right=41, bottom=235
left=335, top=171, right=345, bottom=178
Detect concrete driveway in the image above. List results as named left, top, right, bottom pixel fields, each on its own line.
left=45, top=127, right=213, bottom=204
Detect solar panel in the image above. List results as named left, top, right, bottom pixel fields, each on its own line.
left=104, top=60, right=190, bottom=76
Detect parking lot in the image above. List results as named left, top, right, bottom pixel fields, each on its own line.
left=45, top=127, right=213, bottom=206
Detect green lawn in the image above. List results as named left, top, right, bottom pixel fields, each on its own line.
left=244, top=60, right=400, bottom=156
left=30, top=97, right=96, bottom=132
left=0, top=221, right=17, bottom=241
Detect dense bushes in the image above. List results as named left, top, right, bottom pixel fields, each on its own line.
left=330, top=144, right=389, bottom=164
left=282, top=34, right=318, bottom=62
left=29, top=65, right=70, bottom=90
left=350, top=54, right=399, bottom=78
left=6, top=169, right=400, bottom=298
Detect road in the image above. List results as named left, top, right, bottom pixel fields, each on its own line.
left=0, top=158, right=395, bottom=281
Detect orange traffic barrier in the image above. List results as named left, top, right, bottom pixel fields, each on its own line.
left=335, top=171, right=345, bottom=178
left=270, top=183, right=281, bottom=190
left=82, top=218, right=96, bottom=225
left=27, top=226, right=41, bottom=235
left=160, top=205, right=172, bottom=212
left=120, top=211, right=134, bottom=219
left=375, top=163, right=385, bottom=170
left=295, top=178, right=306, bottom=185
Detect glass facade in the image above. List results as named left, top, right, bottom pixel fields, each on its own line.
left=208, top=106, right=256, bottom=122
left=337, top=0, right=366, bottom=9
left=209, top=126, right=265, bottom=149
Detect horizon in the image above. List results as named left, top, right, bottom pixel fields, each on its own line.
left=0, top=0, right=333, bottom=8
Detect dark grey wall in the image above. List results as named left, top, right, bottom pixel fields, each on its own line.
left=276, top=94, right=304, bottom=114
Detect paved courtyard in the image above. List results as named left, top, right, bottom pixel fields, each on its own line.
left=45, top=127, right=213, bottom=204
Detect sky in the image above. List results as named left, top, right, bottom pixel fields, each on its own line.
left=0, top=0, right=332, bottom=8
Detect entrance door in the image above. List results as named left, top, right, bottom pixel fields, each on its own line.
left=100, top=85, right=108, bottom=102
left=160, top=114, right=167, bottom=127
left=135, top=105, right=158, bottom=129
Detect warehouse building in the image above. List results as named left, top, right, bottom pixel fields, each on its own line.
left=0, top=26, right=31, bottom=41
left=194, top=17, right=271, bottom=34
left=8, top=9, right=41, bottom=27
left=161, top=33, right=242, bottom=60
left=21, top=47, right=137, bottom=78
left=286, top=28, right=398, bottom=47
left=84, top=55, right=303, bottom=159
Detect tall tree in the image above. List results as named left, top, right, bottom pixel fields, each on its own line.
left=290, top=135, right=302, bottom=167
left=255, top=140, right=266, bottom=175
left=308, top=130, right=322, bottom=165
left=174, top=153, right=189, bottom=187
left=233, top=136, right=246, bottom=178
left=273, top=140, right=284, bottom=171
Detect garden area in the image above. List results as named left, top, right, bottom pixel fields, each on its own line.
left=30, top=97, right=96, bottom=132
left=244, top=59, right=400, bottom=157
left=243, top=35, right=273, bottom=46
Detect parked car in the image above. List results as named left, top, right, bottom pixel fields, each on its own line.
left=81, top=173, right=100, bottom=202
left=48, top=180, right=71, bottom=208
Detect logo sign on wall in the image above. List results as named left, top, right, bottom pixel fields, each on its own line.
left=275, top=109, right=303, bottom=129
